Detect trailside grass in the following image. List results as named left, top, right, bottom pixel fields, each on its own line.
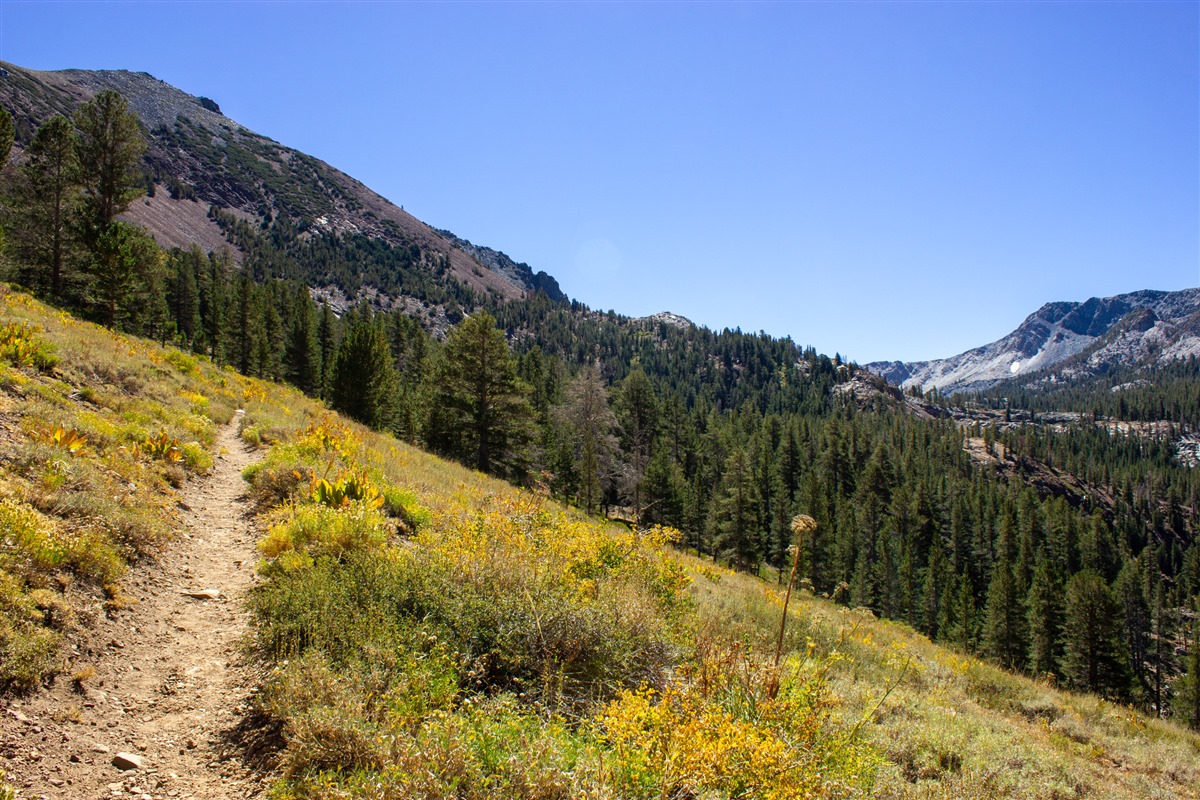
left=238, top=400, right=1200, bottom=799
left=0, top=285, right=278, bottom=691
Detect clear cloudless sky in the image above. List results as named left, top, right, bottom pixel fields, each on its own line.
left=2, top=1, right=1197, bottom=363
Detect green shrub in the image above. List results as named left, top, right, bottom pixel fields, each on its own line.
left=162, top=347, right=198, bottom=374
left=244, top=463, right=309, bottom=513
left=0, top=322, right=58, bottom=371
left=241, top=424, right=262, bottom=447
left=0, top=572, right=61, bottom=691
left=263, top=660, right=592, bottom=798
left=250, top=543, right=679, bottom=715
left=259, top=502, right=393, bottom=564
left=0, top=498, right=120, bottom=583
left=180, top=440, right=213, bottom=472
left=381, top=485, right=430, bottom=532
left=0, top=499, right=70, bottom=573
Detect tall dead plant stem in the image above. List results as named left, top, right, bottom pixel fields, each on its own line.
left=769, top=514, right=817, bottom=698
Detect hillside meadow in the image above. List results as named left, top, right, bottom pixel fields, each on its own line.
left=0, top=284, right=257, bottom=688
left=0, top=286, right=1197, bottom=799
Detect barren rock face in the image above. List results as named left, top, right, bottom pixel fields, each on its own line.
left=866, top=288, right=1200, bottom=395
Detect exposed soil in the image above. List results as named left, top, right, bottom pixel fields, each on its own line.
left=1, top=414, right=272, bottom=800
left=122, top=190, right=243, bottom=266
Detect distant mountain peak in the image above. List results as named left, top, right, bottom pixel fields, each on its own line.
left=866, top=288, right=1200, bottom=394
left=637, top=312, right=694, bottom=329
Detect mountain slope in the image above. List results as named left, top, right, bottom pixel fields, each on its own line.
left=867, top=288, right=1200, bottom=394
left=0, top=61, right=563, bottom=303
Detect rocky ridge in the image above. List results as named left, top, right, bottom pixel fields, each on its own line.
left=867, top=288, right=1200, bottom=395
left=636, top=311, right=695, bottom=330
left=0, top=61, right=560, bottom=305
left=433, top=230, right=567, bottom=304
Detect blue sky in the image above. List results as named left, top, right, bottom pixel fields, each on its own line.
left=3, top=1, right=1196, bottom=363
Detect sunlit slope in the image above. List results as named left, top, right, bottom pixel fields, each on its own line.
left=237, top=372, right=1200, bottom=797
left=0, top=285, right=303, bottom=694
left=693, top=566, right=1200, bottom=799
left=1, top=287, right=1196, bottom=799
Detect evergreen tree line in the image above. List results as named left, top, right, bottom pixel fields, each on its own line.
left=210, top=207, right=476, bottom=311
left=2, top=98, right=1199, bottom=726
left=971, top=356, right=1200, bottom=428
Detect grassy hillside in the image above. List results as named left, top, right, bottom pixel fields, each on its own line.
left=235, top=410, right=1200, bottom=799
left=0, top=283, right=264, bottom=691
left=1, top=288, right=1198, bottom=799
left=4, top=68, right=1196, bottom=725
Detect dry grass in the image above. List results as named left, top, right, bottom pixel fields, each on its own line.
left=234, top=348, right=1200, bottom=799
left=683, top=563, right=1200, bottom=798
left=0, top=285, right=272, bottom=691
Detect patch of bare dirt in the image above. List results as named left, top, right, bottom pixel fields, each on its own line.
left=122, top=189, right=242, bottom=265
left=1, top=414, right=271, bottom=799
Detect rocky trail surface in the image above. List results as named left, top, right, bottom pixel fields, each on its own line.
left=2, top=415, right=272, bottom=799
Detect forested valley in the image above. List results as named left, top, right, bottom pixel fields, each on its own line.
left=2, top=90, right=1199, bottom=731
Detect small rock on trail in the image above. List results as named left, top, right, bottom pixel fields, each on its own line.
left=112, top=751, right=145, bottom=771
left=182, top=589, right=222, bottom=600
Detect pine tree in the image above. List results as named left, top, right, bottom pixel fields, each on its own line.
left=1173, top=614, right=1200, bottom=730
left=923, top=535, right=946, bottom=639
left=317, top=300, right=338, bottom=400
left=713, top=445, right=759, bottom=571
left=1147, top=581, right=1173, bottom=717
left=892, top=485, right=920, bottom=627
left=330, top=320, right=398, bottom=430
left=88, top=222, right=141, bottom=328
left=426, top=310, right=535, bottom=477
left=985, top=513, right=1028, bottom=669
left=231, top=272, right=260, bottom=375
left=0, top=106, right=13, bottom=167
left=952, top=571, right=977, bottom=650
left=619, top=369, right=659, bottom=521
left=1062, top=570, right=1130, bottom=698
left=643, top=446, right=686, bottom=530
left=201, top=249, right=230, bottom=363
left=851, top=494, right=881, bottom=609
left=166, top=246, right=203, bottom=346
left=557, top=365, right=621, bottom=514
left=14, top=115, right=80, bottom=299
left=683, top=473, right=709, bottom=555
left=388, top=312, right=429, bottom=442
left=1114, top=560, right=1150, bottom=694
left=1027, top=554, right=1063, bottom=676
left=260, top=291, right=285, bottom=380
left=1080, top=512, right=1119, bottom=582
left=0, top=108, right=10, bottom=259
left=801, top=468, right=829, bottom=592
left=517, top=345, right=557, bottom=422
left=74, top=89, right=146, bottom=238
left=767, top=463, right=795, bottom=583
left=127, top=232, right=169, bottom=341
left=284, top=286, right=322, bottom=395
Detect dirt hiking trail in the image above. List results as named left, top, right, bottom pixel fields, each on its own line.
left=2, top=414, right=272, bottom=799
